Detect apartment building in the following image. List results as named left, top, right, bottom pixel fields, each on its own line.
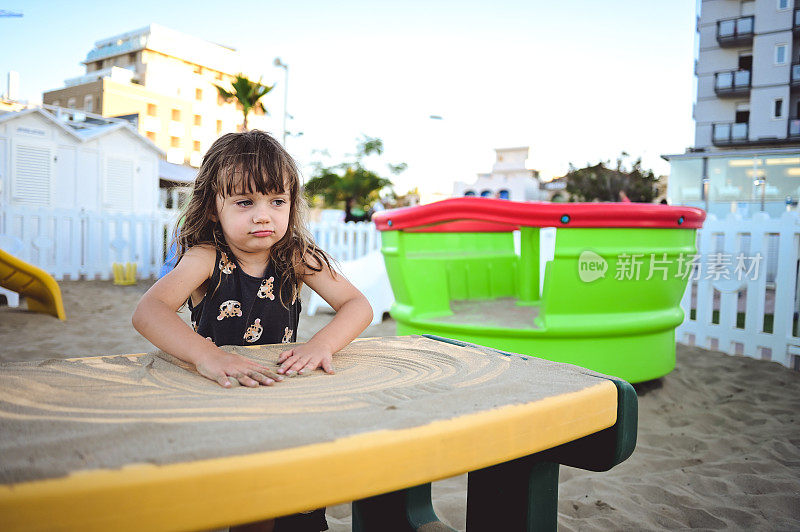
left=664, top=0, right=800, bottom=218
left=42, top=24, right=273, bottom=167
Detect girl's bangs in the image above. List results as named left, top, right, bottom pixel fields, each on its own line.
left=217, top=154, right=287, bottom=197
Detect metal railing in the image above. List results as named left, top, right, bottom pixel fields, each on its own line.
left=788, top=119, right=800, bottom=137
left=792, top=63, right=800, bottom=86
left=714, top=69, right=751, bottom=95
left=712, top=122, right=749, bottom=145
left=716, top=16, right=754, bottom=46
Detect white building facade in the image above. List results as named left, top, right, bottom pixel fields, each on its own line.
left=454, top=147, right=542, bottom=201
left=664, top=0, right=800, bottom=218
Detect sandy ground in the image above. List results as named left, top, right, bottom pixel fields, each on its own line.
left=1, top=280, right=798, bottom=530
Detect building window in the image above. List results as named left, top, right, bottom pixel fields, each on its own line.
left=216, top=119, right=222, bottom=134
left=52, top=100, right=60, bottom=107
left=774, top=98, right=784, bottom=118
left=147, top=103, right=157, bottom=117
left=778, top=0, right=790, bottom=10
left=775, top=44, right=788, bottom=65
left=171, top=109, right=180, bottom=121
left=84, top=94, right=93, bottom=112
left=195, top=88, right=203, bottom=100
left=193, top=140, right=201, bottom=152
left=67, top=97, right=76, bottom=109
left=146, top=131, right=156, bottom=142
left=171, top=136, right=180, bottom=148
left=128, top=52, right=137, bottom=64
left=194, top=114, right=202, bottom=126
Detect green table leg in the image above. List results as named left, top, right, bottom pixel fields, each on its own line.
left=352, top=483, right=456, bottom=532
left=466, top=458, right=559, bottom=532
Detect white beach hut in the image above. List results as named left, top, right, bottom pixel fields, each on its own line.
left=0, top=107, right=162, bottom=213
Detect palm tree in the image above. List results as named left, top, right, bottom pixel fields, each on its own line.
left=215, top=74, right=274, bottom=132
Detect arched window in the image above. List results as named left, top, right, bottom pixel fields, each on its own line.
left=480, top=190, right=492, bottom=197
left=498, top=189, right=510, bottom=200
left=464, top=190, right=476, bottom=196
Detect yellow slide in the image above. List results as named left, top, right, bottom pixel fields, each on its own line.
left=0, top=249, right=66, bottom=320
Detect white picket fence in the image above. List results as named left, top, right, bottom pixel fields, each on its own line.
left=0, top=205, right=178, bottom=280
left=0, top=205, right=381, bottom=281
left=676, top=211, right=800, bottom=370
left=309, top=221, right=381, bottom=262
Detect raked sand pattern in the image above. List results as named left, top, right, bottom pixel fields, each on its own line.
left=0, top=335, right=609, bottom=486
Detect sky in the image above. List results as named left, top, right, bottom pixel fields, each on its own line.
left=0, top=1, right=698, bottom=198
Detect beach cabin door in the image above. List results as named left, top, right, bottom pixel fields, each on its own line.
left=11, top=140, right=53, bottom=207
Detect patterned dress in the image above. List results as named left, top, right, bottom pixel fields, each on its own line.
left=189, top=248, right=300, bottom=346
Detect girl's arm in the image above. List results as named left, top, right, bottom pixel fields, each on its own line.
left=277, top=255, right=373, bottom=375
left=132, top=245, right=283, bottom=388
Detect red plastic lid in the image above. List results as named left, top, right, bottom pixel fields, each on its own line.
left=372, top=197, right=706, bottom=232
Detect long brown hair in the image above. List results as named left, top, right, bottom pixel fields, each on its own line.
left=175, top=130, right=333, bottom=306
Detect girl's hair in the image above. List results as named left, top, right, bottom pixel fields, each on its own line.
left=175, top=130, right=333, bottom=306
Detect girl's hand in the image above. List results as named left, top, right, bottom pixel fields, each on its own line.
left=195, top=350, right=284, bottom=388
left=277, top=343, right=335, bottom=376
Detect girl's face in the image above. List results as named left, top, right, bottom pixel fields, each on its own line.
left=215, top=186, right=291, bottom=258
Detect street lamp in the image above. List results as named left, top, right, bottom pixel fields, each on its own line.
left=273, top=57, right=289, bottom=145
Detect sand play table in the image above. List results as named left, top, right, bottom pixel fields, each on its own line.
left=0, top=335, right=637, bottom=531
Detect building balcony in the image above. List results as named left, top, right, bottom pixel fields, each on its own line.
left=714, top=69, right=751, bottom=97
left=166, top=148, right=185, bottom=165
left=791, top=63, right=800, bottom=90
left=190, top=152, right=203, bottom=168
left=168, top=121, right=184, bottom=137
left=789, top=119, right=800, bottom=138
left=716, top=16, right=754, bottom=47
left=142, top=116, right=161, bottom=133
left=712, top=122, right=749, bottom=146
left=65, top=66, right=135, bottom=87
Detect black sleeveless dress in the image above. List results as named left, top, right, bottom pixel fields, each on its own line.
left=189, top=248, right=301, bottom=346
left=189, top=248, right=329, bottom=531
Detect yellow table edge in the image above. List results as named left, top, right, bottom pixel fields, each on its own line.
left=0, top=380, right=617, bottom=531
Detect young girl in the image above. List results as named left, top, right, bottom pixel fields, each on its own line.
left=132, top=130, right=373, bottom=531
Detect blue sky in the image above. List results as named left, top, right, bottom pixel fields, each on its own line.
left=1, top=1, right=697, bottom=196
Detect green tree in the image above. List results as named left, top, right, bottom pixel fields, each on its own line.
left=563, top=153, right=659, bottom=202
left=214, top=74, right=274, bottom=132
left=304, top=136, right=405, bottom=209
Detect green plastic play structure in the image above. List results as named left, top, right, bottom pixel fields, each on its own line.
left=372, top=198, right=706, bottom=383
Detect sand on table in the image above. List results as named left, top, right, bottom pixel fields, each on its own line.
left=0, top=336, right=619, bottom=484
left=0, top=280, right=798, bottom=530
